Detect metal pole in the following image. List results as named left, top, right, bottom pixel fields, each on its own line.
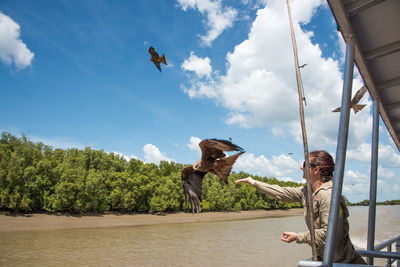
left=387, top=244, right=392, bottom=266
left=286, top=0, right=317, bottom=260
left=367, top=99, right=379, bottom=265
left=323, top=38, right=355, bottom=266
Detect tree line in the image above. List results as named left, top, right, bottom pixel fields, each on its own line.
left=0, top=132, right=306, bottom=214
left=348, top=199, right=400, bottom=206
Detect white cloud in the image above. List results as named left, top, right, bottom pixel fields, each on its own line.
left=181, top=79, right=219, bottom=99
left=235, top=152, right=300, bottom=178
left=143, top=144, right=172, bottom=164
left=0, top=12, right=34, bottom=69
left=290, top=0, right=327, bottom=24
left=186, top=136, right=201, bottom=154
left=180, top=0, right=374, bottom=150
left=377, top=180, right=400, bottom=202
left=342, top=170, right=369, bottom=202
left=347, top=143, right=400, bottom=168
left=378, top=166, right=395, bottom=180
left=342, top=166, right=400, bottom=202
left=181, top=52, right=212, bottom=78
left=177, top=0, right=237, bottom=46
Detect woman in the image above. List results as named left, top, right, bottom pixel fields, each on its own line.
left=234, top=150, right=366, bottom=264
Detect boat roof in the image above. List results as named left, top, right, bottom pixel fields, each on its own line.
left=328, top=0, right=400, bottom=151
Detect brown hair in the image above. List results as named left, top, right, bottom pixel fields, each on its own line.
left=309, top=150, right=335, bottom=182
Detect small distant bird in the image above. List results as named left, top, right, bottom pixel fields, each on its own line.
left=181, top=139, right=245, bottom=214
left=299, top=64, right=307, bottom=68
left=333, top=86, right=367, bottom=114
left=288, top=152, right=293, bottom=156
left=148, top=46, right=167, bottom=72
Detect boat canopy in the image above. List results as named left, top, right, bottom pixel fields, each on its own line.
left=328, top=0, right=400, bottom=152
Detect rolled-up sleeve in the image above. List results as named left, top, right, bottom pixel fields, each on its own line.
left=253, top=181, right=303, bottom=203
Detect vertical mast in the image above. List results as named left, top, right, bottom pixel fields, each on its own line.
left=285, top=0, right=317, bottom=260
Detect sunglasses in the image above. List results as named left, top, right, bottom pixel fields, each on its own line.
left=303, top=161, right=318, bottom=168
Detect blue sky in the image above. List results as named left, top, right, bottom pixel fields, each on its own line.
left=1, top=0, right=399, bottom=202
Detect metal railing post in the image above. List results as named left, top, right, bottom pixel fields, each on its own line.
left=388, top=244, right=393, bottom=266
left=367, top=99, right=379, bottom=265
left=322, top=38, right=355, bottom=267
left=397, top=240, right=400, bottom=267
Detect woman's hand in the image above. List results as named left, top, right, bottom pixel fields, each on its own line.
left=233, top=177, right=255, bottom=186
left=281, top=232, right=297, bottom=243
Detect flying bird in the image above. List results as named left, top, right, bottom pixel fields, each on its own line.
left=333, top=86, right=368, bottom=114
left=181, top=139, right=245, bottom=214
left=299, top=64, right=307, bottom=68
left=148, top=46, right=167, bottom=72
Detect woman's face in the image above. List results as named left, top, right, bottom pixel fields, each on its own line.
left=301, top=157, right=320, bottom=183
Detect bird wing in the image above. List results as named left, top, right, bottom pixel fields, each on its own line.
left=199, top=139, right=244, bottom=161
left=352, top=104, right=367, bottom=113
left=159, top=54, right=167, bottom=65
left=181, top=166, right=207, bottom=213
left=153, top=61, right=162, bottom=72
left=211, top=151, right=245, bottom=184
left=351, top=86, right=367, bottom=105
left=333, top=86, right=367, bottom=113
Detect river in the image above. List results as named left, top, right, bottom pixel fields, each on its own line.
left=0, top=206, right=399, bottom=266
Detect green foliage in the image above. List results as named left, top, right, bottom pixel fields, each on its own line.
left=0, top=132, right=307, bottom=214
left=378, top=199, right=400, bottom=205
left=355, top=199, right=370, bottom=206
left=348, top=199, right=400, bottom=206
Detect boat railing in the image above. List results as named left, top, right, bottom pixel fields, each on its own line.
left=297, top=235, right=400, bottom=267
left=356, top=235, right=400, bottom=267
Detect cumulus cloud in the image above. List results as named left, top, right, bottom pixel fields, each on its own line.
left=0, top=12, right=34, bottom=69
left=143, top=144, right=172, bottom=164
left=235, top=152, right=301, bottom=179
left=342, top=165, right=400, bottom=202
left=347, top=143, right=400, bottom=168
left=177, top=0, right=237, bottom=46
left=180, top=0, right=373, bottom=149
left=378, top=166, right=395, bottom=180
left=186, top=136, right=202, bottom=154
left=290, top=0, right=327, bottom=24
left=181, top=52, right=212, bottom=78
left=342, top=170, right=369, bottom=202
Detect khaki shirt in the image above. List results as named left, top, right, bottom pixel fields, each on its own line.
left=253, top=180, right=360, bottom=263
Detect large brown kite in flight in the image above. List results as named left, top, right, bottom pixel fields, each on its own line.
left=148, top=46, right=167, bottom=72
left=181, top=139, right=245, bottom=214
left=333, top=86, right=368, bottom=114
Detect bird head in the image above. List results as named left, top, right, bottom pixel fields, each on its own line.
left=193, top=160, right=201, bottom=170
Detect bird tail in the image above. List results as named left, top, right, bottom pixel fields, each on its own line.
left=352, top=104, right=366, bottom=113
left=160, top=54, right=167, bottom=65
left=212, top=151, right=245, bottom=184
left=332, top=107, right=341, bottom=112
